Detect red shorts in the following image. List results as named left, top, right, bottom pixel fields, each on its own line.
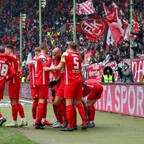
left=87, top=84, right=103, bottom=100
left=56, top=83, right=65, bottom=98
left=0, top=89, right=4, bottom=100
left=30, top=88, right=39, bottom=99
left=64, top=83, right=82, bottom=99
left=8, top=83, right=20, bottom=99
left=34, top=85, right=48, bottom=99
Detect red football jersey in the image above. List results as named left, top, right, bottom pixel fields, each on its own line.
left=7, top=55, right=20, bottom=84
left=0, top=57, right=15, bottom=89
left=50, top=59, right=60, bottom=80
left=61, top=51, right=82, bottom=85
left=85, top=79, right=97, bottom=87
left=83, top=79, right=103, bottom=97
left=29, top=59, right=36, bottom=88
left=29, top=54, right=51, bottom=86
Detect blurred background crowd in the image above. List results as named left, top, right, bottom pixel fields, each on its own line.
left=0, top=0, right=143, bottom=81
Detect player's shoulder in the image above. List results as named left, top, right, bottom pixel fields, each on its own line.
left=12, top=55, right=18, bottom=59
left=30, top=59, right=36, bottom=63
left=38, top=54, right=46, bottom=59
left=0, top=57, right=8, bottom=63
left=62, top=52, right=69, bottom=57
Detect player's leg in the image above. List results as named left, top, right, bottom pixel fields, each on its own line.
left=14, top=85, right=27, bottom=127
left=31, top=88, right=38, bottom=125
left=52, top=97, right=63, bottom=128
left=0, top=91, right=6, bottom=126
left=35, top=85, right=48, bottom=129
left=53, top=96, right=64, bottom=106
left=35, top=98, right=45, bottom=129
left=61, top=85, right=75, bottom=131
left=72, top=105, right=77, bottom=130
left=58, top=100, right=68, bottom=128
left=32, top=99, right=38, bottom=125
left=5, top=98, right=18, bottom=127
left=74, top=83, right=87, bottom=130
left=74, top=99, right=87, bottom=130
left=41, top=99, right=53, bottom=126
left=0, top=112, right=6, bottom=126
left=61, top=98, right=74, bottom=131
left=87, top=100, right=96, bottom=128
left=53, top=88, right=65, bottom=128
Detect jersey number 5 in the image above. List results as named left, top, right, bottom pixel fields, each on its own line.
left=73, top=57, right=79, bottom=69
left=0, top=64, right=8, bottom=76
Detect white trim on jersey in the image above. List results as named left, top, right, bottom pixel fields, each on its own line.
left=12, top=62, right=15, bottom=83
left=65, top=63, right=68, bottom=85
left=43, top=70, right=45, bottom=85
left=62, top=52, right=68, bottom=56
left=32, top=66, right=35, bottom=87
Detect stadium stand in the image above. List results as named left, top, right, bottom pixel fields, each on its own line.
left=0, top=0, right=143, bottom=80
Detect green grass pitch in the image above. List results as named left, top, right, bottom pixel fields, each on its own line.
left=0, top=99, right=144, bottom=144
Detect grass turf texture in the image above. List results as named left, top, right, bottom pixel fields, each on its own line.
left=0, top=127, right=38, bottom=144
left=0, top=98, right=144, bottom=144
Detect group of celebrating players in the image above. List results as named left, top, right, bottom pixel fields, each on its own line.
left=0, top=42, right=103, bottom=132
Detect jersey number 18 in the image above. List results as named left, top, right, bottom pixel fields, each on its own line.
left=0, top=64, right=8, bottom=76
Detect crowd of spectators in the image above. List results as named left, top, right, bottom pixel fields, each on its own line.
left=0, top=0, right=143, bottom=80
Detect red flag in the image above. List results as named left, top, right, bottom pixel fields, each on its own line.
left=103, top=3, right=124, bottom=45
left=106, top=27, right=114, bottom=50
left=76, top=15, right=107, bottom=41
left=77, top=0, right=95, bottom=15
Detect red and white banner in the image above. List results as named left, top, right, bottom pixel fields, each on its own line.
left=95, top=84, right=144, bottom=118
left=84, top=51, right=92, bottom=64
left=131, top=59, right=144, bottom=82
left=77, top=0, right=95, bottom=15
left=84, top=58, right=144, bottom=83
left=103, top=2, right=129, bottom=45
left=87, top=63, right=104, bottom=80
left=77, top=15, right=107, bottom=41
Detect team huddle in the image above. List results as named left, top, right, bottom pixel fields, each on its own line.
left=0, top=42, right=103, bottom=131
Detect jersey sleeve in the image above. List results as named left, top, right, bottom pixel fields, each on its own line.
left=43, top=58, right=52, bottom=67
left=39, top=55, right=47, bottom=63
left=61, top=52, right=68, bottom=63
left=6, top=63, right=16, bottom=81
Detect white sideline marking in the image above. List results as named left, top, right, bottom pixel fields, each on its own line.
left=0, top=100, right=32, bottom=107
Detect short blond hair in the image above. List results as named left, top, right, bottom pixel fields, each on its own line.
left=40, top=42, right=48, bottom=50
left=69, top=41, right=77, bottom=51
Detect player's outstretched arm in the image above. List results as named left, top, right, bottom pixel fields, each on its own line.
left=43, top=62, right=64, bottom=71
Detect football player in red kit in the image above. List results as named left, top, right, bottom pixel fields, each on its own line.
left=0, top=46, right=16, bottom=126
left=83, top=79, right=103, bottom=128
left=4, top=45, right=27, bottom=127
left=29, top=43, right=52, bottom=129
left=29, top=47, right=52, bottom=127
left=49, top=48, right=69, bottom=128
left=44, top=42, right=87, bottom=131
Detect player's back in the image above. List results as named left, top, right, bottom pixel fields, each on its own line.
left=62, top=51, right=82, bottom=84
left=35, top=54, right=51, bottom=86
left=0, top=57, right=9, bottom=89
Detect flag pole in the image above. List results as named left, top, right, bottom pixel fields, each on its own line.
left=20, top=12, right=22, bottom=63
left=73, top=0, right=77, bottom=42
left=39, top=0, right=42, bottom=45
left=130, top=0, right=134, bottom=58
